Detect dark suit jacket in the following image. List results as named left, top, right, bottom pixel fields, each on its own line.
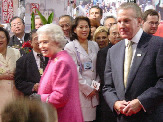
left=97, top=43, right=113, bottom=87
left=96, top=43, right=116, bottom=122
left=15, top=51, right=48, bottom=96
left=8, top=33, right=30, bottom=47
left=8, top=33, right=30, bottom=55
left=103, top=32, right=163, bottom=122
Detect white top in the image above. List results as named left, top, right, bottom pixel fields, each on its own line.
left=33, top=50, right=41, bottom=69
left=17, top=33, right=25, bottom=43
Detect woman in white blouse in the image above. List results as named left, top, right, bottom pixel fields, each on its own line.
left=64, top=16, right=100, bottom=122
left=0, top=27, right=20, bottom=119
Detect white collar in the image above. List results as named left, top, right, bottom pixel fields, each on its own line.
left=33, top=50, right=42, bottom=60
left=125, top=28, right=143, bottom=45
left=17, top=33, right=25, bottom=41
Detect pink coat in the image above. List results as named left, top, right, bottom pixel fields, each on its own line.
left=38, top=51, right=83, bottom=122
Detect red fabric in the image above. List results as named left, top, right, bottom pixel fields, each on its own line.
left=154, top=22, right=163, bottom=37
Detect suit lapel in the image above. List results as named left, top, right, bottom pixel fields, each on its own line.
left=74, top=40, right=90, bottom=58
left=126, top=32, right=149, bottom=91
left=87, top=41, right=96, bottom=60
left=114, top=40, right=126, bottom=93
left=24, top=33, right=30, bottom=42
left=14, top=36, right=22, bottom=46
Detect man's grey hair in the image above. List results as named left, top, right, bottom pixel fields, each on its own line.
left=37, top=24, right=67, bottom=49
left=103, top=16, right=116, bottom=25
left=117, top=2, right=142, bottom=19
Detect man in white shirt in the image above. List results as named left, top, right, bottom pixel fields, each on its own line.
left=9, top=16, right=30, bottom=47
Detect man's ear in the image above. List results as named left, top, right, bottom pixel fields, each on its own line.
left=142, top=20, right=145, bottom=24
left=137, top=17, right=143, bottom=27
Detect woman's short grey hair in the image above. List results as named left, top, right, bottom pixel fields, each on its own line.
left=37, top=24, right=67, bottom=49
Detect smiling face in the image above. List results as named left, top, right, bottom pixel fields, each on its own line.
left=38, top=34, right=58, bottom=57
left=95, top=31, right=109, bottom=49
left=10, top=18, right=25, bottom=36
left=117, top=8, right=141, bottom=40
left=74, top=20, right=90, bottom=42
left=0, top=31, right=7, bottom=52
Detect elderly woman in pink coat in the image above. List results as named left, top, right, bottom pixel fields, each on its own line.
left=37, top=24, right=83, bottom=122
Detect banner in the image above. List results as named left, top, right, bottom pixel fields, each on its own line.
left=2, top=0, right=14, bottom=23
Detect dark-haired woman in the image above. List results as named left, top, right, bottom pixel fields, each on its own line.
left=64, top=16, right=100, bottom=122
left=0, top=27, right=20, bottom=119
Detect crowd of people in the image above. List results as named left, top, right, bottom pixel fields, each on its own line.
left=0, top=1, right=163, bottom=122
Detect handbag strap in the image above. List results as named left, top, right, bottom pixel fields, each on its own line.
left=73, top=42, right=83, bottom=74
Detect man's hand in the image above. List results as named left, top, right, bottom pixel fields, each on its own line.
left=114, top=100, right=129, bottom=114
left=123, top=99, right=142, bottom=116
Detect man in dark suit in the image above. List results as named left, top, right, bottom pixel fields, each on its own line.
left=8, top=16, right=30, bottom=55
left=15, top=29, right=48, bottom=96
left=103, top=2, right=163, bottom=122
left=96, top=24, right=122, bottom=122
left=142, top=9, right=159, bottom=35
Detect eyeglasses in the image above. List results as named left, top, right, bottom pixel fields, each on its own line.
left=96, top=36, right=108, bottom=41
left=11, top=22, right=23, bottom=28
left=148, top=21, right=159, bottom=26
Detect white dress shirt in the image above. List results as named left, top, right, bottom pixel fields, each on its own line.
left=33, top=50, right=41, bottom=69
left=125, top=28, right=143, bottom=66
left=17, top=33, right=25, bottom=44
left=125, top=28, right=146, bottom=112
